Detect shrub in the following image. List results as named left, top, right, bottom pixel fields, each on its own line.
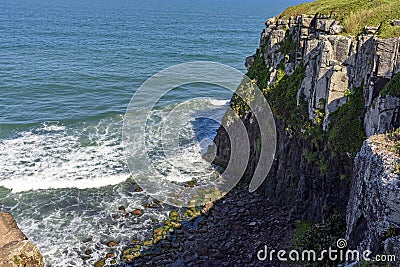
left=380, top=71, right=400, bottom=97
left=342, top=9, right=375, bottom=35
left=327, top=87, right=365, bottom=157
left=293, top=214, right=346, bottom=266
left=303, top=149, right=318, bottom=163
left=246, top=51, right=271, bottom=90
left=264, top=63, right=307, bottom=131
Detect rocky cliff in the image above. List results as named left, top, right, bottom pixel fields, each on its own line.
left=213, top=10, right=400, bottom=263
left=0, top=212, right=44, bottom=267
left=260, top=14, right=400, bottom=134
left=347, top=132, right=400, bottom=262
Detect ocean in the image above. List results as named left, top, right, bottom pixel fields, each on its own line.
left=0, top=0, right=306, bottom=265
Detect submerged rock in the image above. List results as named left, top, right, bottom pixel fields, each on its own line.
left=169, top=210, right=180, bottom=221
left=118, top=205, right=126, bottom=212
left=134, top=186, right=143, bottom=192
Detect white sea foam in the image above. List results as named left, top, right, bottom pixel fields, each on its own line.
left=142, top=98, right=226, bottom=184
left=208, top=99, right=229, bottom=106
left=0, top=119, right=127, bottom=193
left=10, top=183, right=163, bottom=266
left=0, top=98, right=227, bottom=266
left=0, top=174, right=129, bottom=193
left=41, top=122, right=67, bottom=132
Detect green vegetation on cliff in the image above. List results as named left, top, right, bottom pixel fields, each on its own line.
left=381, top=71, right=400, bottom=97
left=243, top=32, right=365, bottom=170
left=294, top=215, right=346, bottom=266
left=263, top=63, right=308, bottom=131
left=236, top=21, right=368, bottom=264
left=328, top=87, right=366, bottom=157
left=279, top=0, right=400, bottom=37
left=246, top=51, right=270, bottom=90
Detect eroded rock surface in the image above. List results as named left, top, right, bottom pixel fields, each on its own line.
left=346, top=134, right=400, bottom=262
left=0, top=212, right=44, bottom=267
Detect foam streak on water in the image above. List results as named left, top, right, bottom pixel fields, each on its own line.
left=0, top=117, right=128, bottom=192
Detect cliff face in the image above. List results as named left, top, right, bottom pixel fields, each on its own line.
left=213, top=11, right=400, bottom=258
left=261, top=15, right=400, bottom=134
left=346, top=133, right=400, bottom=260
left=0, top=212, right=44, bottom=267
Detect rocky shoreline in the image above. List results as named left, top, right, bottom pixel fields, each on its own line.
left=124, top=182, right=294, bottom=267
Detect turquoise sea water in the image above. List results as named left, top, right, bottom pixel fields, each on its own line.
left=0, top=0, right=306, bottom=265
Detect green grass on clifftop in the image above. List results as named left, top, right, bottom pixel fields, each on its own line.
left=279, top=0, right=400, bottom=37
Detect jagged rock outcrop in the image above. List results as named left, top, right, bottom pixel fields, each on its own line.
left=0, top=212, right=44, bottom=267
left=260, top=14, right=400, bottom=133
left=346, top=134, right=400, bottom=262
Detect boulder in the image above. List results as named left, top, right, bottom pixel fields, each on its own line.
left=245, top=55, right=255, bottom=71
left=329, top=21, right=343, bottom=35
left=300, top=15, right=313, bottom=28
left=316, top=19, right=335, bottom=32
left=0, top=212, right=44, bottom=267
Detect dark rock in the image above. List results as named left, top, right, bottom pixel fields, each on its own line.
left=118, top=205, right=126, bottom=212
left=134, top=186, right=143, bottom=192
left=245, top=55, right=255, bottom=71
